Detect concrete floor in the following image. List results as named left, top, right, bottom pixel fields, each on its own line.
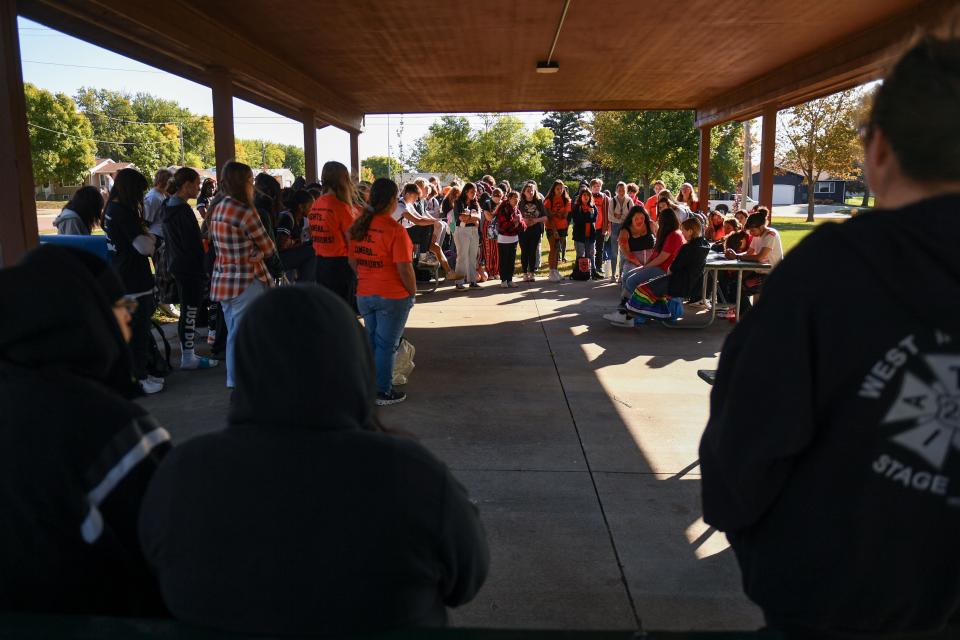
left=138, top=278, right=764, bottom=633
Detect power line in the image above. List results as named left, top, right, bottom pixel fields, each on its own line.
left=22, top=59, right=163, bottom=74
left=28, top=122, right=172, bottom=146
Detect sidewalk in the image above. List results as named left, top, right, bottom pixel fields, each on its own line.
left=138, top=280, right=763, bottom=632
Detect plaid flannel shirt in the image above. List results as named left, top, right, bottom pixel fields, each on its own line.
left=209, top=196, right=277, bottom=301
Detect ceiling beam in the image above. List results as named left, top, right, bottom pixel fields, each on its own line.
left=18, top=0, right=362, bottom=133
left=694, top=0, right=956, bottom=127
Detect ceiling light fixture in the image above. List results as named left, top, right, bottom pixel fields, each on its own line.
left=537, top=0, right=571, bottom=74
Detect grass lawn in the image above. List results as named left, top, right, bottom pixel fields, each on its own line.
left=845, top=196, right=875, bottom=207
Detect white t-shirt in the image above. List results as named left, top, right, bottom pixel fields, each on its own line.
left=143, top=188, right=165, bottom=224
left=750, top=228, right=783, bottom=267
left=393, top=201, right=418, bottom=228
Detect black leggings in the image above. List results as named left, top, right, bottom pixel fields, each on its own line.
left=279, top=243, right=318, bottom=283
left=497, top=242, right=518, bottom=282
left=174, top=275, right=202, bottom=353
left=128, top=292, right=156, bottom=380
left=519, top=226, right=542, bottom=273
left=316, top=256, right=356, bottom=310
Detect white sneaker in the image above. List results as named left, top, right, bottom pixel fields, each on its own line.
left=139, top=378, right=163, bottom=395
left=500, top=282, right=509, bottom=288
left=146, top=374, right=165, bottom=386
left=549, top=269, right=561, bottom=282
left=158, top=303, right=179, bottom=318
left=508, top=282, right=519, bottom=288
left=528, top=273, right=536, bottom=282
left=603, top=310, right=628, bottom=323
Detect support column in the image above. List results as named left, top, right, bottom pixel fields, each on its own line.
left=301, top=108, right=317, bottom=184
left=349, top=131, right=360, bottom=183
left=759, top=105, right=777, bottom=210
left=742, top=119, right=753, bottom=204
left=697, top=126, right=711, bottom=213
left=0, top=0, right=38, bottom=266
left=209, top=70, right=235, bottom=178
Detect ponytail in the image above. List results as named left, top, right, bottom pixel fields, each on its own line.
left=348, top=177, right=398, bottom=241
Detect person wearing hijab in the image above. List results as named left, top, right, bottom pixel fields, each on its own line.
left=139, top=286, right=489, bottom=636
left=0, top=245, right=171, bottom=616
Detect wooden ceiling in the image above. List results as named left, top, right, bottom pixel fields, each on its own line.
left=19, top=0, right=953, bottom=131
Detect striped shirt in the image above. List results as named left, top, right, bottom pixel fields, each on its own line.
left=209, top=196, right=277, bottom=301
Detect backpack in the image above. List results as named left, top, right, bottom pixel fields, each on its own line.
left=146, top=320, right=173, bottom=378
left=571, top=256, right=592, bottom=281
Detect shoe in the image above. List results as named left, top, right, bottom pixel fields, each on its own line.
left=455, top=284, right=466, bottom=290
left=527, top=273, right=536, bottom=282
left=419, top=252, right=439, bottom=266
left=469, top=283, right=481, bottom=289
left=591, top=271, right=604, bottom=280
left=500, top=282, right=509, bottom=288
left=147, top=374, right=165, bottom=385
left=375, top=389, right=407, bottom=406
left=181, top=356, right=220, bottom=370
left=548, top=269, right=561, bottom=282
left=139, top=378, right=163, bottom=395
left=603, top=310, right=628, bottom=323
left=612, top=316, right=646, bottom=328
left=508, top=282, right=519, bottom=288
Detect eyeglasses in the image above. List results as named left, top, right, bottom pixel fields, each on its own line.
left=857, top=122, right=873, bottom=144
left=114, top=298, right=139, bottom=314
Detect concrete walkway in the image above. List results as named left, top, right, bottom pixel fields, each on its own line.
left=138, top=279, right=763, bottom=633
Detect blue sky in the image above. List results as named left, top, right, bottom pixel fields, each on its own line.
left=17, top=17, right=545, bottom=168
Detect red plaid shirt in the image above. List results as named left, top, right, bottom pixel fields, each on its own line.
left=209, top=196, right=277, bottom=301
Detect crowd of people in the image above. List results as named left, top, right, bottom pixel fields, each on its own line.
left=6, top=31, right=958, bottom=639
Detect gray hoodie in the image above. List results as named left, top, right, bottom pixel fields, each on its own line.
left=53, top=208, right=91, bottom=236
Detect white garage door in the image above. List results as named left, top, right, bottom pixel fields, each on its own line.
left=772, top=184, right=795, bottom=205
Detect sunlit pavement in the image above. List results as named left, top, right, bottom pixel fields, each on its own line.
left=139, top=278, right=763, bottom=633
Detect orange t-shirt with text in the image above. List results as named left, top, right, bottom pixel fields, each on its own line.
left=544, top=196, right=571, bottom=231
left=309, top=194, right=356, bottom=258
left=350, top=214, right=414, bottom=299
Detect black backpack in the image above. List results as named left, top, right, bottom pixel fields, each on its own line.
left=146, top=320, right=173, bottom=378
left=570, top=256, right=592, bottom=281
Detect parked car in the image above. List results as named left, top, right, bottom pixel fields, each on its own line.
left=708, top=195, right=758, bottom=213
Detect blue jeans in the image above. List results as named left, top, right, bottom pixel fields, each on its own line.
left=609, top=223, right=622, bottom=275
left=221, top=278, right=268, bottom=388
left=574, top=239, right=595, bottom=260
left=357, top=294, right=415, bottom=395
left=622, top=265, right=667, bottom=298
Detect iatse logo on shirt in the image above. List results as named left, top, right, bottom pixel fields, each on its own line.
left=859, top=330, right=960, bottom=506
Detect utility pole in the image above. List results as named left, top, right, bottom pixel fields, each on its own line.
left=387, top=114, right=392, bottom=180
left=179, top=120, right=185, bottom=166
left=742, top=119, right=753, bottom=206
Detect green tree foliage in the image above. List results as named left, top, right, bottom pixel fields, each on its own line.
left=234, top=139, right=293, bottom=171
left=779, top=88, right=862, bottom=221
left=131, top=93, right=215, bottom=167
left=411, top=114, right=552, bottom=183
left=24, top=83, right=96, bottom=187
left=540, top=111, right=590, bottom=183
left=709, top=121, right=744, bottom=193
left=362, top=155, right=404, bottom=180
left=591, top=111, right=699, bottom=197
left=283, top=145, right=306, bottom=177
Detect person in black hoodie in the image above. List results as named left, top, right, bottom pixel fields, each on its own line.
left=0, top=245, right=171, bottom=616
left=700, top=33, right=960, bottom=639
left=139, top=285, right=489, bottom=635
left=162, top=167, right=219, bottom=370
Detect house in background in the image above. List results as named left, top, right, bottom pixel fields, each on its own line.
left=37, top=158, right=136, bottom=200
left=263, top=168, right=295, bottom=188
left=751, top=165, right=847, bottom=205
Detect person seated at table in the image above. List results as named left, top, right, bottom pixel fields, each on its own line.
left=139, top=285, right=489, bottom=636
left=715, top=231, right=752, bottom=312
left=276, top=189, right=317, bottom=282
left=618, top=205, right=656, bottom=276
left=712, top=217, right=742, bottom=252
left=605, top=217, right=707, bottom=324
left=725, top=211, right=783, bottom=267
left=396, top=183, right=455, bottom=278
left=734, top=209, right=749, bottom=227
left=705, top=210, right=726, bottom=243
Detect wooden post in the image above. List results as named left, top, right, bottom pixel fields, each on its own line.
left=349, top=131, right=360, bottom=182
left=759, top=105, right=777, bottom=210
left=209, top=69, right=235, bottom=178
left=0, top=0, right=38, bottom=266
left=697, top=126, right=711, bottom=213
left=301, top=109, right=317, bottom=184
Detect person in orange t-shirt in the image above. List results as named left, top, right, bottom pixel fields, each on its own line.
left=309, top=161, right=358, bottom=305
left=543, top=180, right=571, bottom=282
left=348, top=178, right=417, bottom=407
left=645, top=179, right=665, bottom=221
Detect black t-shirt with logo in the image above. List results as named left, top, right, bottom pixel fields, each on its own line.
left=103, top=200, right=154, bottom=294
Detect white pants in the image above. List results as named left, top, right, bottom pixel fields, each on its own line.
left=454, top=225, right=479, bottom=284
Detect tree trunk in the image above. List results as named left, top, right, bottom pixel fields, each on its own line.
left=861, top=184, right=871, bottom=208
left=806, top=176, right=816, bottom=222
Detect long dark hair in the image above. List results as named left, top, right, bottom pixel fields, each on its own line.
left=457, top=182, right=478, bottom=208
left=107, top=168, right=148, bottom=217
left=494, top=191, right=519, bottom=219
left=546, top=180, right=570, bottom=206
left=219, top=161, right=255, bottom=210
left=520, top=180, right=541, bottom=204
left=572, top=187, right=593, bottom=212
left=349, top=178, right=398, bottom=241
left=172, top=167, right=200, bottom=194
left=199, top=178, right=215, bottom=199
left=64, top=185, right=104, bottom=231
left=623, top=205, right=652, bottom=237
left=654, top=208, right=681, bottom=252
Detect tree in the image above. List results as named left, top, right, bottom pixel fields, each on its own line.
left=591, top=111, right=699, bottom=198
left=283, top=145, right=305, bottom=177
left=24, top=83, right=96, bottom=188
left=709, top=121, right=744, bottom=193
left=131, top=93, right=214, bottom=167
left=362, top=155, right=404, bottom=180
left=474, top=115, right=553, bottom=184
left=410, top=116, right=477, bottom=178
left=540, top=111, right=590, bottom=182
left=779, top=88, right=863, bottom=221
